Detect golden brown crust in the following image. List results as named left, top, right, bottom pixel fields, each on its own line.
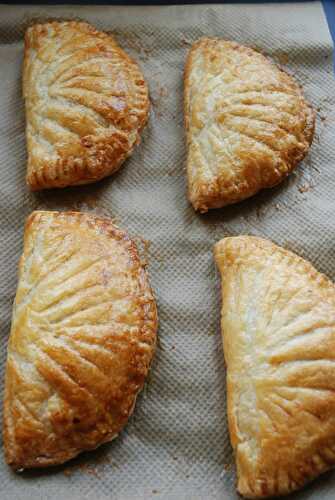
left=3, top=211, right=157, bottom=469
left=214, top=236, right=335, bottom=498
left=23, top=22, right=149, bottom=190
left=185, top=39, right=315, bottom=212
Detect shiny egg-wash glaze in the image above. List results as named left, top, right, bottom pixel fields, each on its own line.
left=184, top=39, right=315, bottom=212
left=215, top=236, right=335, bottom=498
left=24, top=22, right=149, bottom=190
left=4, top=211, right=158, bottom=469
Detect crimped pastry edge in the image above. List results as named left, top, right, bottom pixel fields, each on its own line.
left=3, top=210, right=158, bottom=470
left=184, top=38, right=315, bottom=213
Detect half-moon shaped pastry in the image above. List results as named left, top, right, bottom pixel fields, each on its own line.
left=3, top=211, right=157, bottom=469
left=185, top=39, right=315, bottom=212
left=23, top=22, right=149, bottom=190
left=214, top=236, right=335, bottom=498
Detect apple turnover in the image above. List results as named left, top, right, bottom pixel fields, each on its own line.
left=3, top=211, right=157, bottom=469
left=185, top=39, right=315, bottom=212
left=23, top=22, right=149, bottom=190
left=214, top=236, right=335, bottom=498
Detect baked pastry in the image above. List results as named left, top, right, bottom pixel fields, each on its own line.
left=185, top=39, right=315, bottom=212
left=3, top=211, right=157, bottom=469
left=23, top=22, right=149, bottom=190
left=214, top=236, right=335, bottom=498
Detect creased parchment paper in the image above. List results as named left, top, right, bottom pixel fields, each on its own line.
left=0, top=2, right=334, bottom=499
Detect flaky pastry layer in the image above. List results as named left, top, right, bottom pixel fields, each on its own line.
left=185, top=39, right=315, bottom=212
left=215, top=236, right=335, bottom=498
left=24, top=22, right=149, bottom=190
left=4, top=211, right=157, bottom=469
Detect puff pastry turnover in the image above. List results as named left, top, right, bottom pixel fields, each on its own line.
left=214, top=236, right=335, bottom=498
left=3, top=211, right=157, bottom=469
left=185, top=39, right=315, bottom=212
left=23, top=22, right=149, bottom=190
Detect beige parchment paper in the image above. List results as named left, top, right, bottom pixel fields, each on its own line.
left=0, top=2, right=334, bottom=499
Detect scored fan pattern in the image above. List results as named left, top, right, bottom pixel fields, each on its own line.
left=24, top=22, right=149, bottom=190
left=185, top=39, right=315, bottom=212
left=4, top=212, right=157, bottom=469
left=215, top=236, right=335, bottom=498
